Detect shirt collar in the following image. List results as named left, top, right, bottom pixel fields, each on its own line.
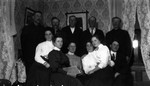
left=98, top=44, right=103, bottom=48
left=68, top=51, right=74, bottom=55
left=70, top=27, right=75, bottom=29
left=46, top=40, right=52, bottom=43
left=53, top=47, right=60, bottom=51
left=110, top=51, right=116, bottom=55
left=89, top=27, right=96, bottom=32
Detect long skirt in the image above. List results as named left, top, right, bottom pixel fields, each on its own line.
left=26, top=62, right=50, bottom=86
left=85, top=66, right=114, bottom=86
left=50, top=73, right=83, bottom=86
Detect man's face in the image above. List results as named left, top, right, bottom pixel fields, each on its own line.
left=68, top=43, right=76, bottom=53
left=69, top=16, right=76, bottom=27
left=33, top=13, right=42, bottom=24
left=89, top=17, right=96, bottom=28
left=112, top=18, right=120, bottom=28
left=110, top=41, right=119, bottom=52
left=52, top=18, right=59, bottom=28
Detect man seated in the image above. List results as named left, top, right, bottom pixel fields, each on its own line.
left=109, top=40, right=133, bottom=86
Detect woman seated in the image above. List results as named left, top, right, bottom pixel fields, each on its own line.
left=77, top=41, right=94, bottom=85
left=81, top=41, right=94, bottom=59
left=65, top=42, right=83, bottom=77
left=82, top=34, right=114, bottom=86
left=48, top=35, right=83, bottom=86
left=26, top=29, right=54, bottom=86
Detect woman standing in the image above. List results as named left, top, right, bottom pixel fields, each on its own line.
left=48, top=35, right=83, bottom=86
left=82, top=34, right=114, bottom=86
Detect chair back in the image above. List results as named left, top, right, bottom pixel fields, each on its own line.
left=0, top=79, right=11, bottom=86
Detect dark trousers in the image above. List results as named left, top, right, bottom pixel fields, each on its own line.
left=113, top=73, right=133, bottom=86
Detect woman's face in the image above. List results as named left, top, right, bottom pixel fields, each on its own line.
left=86, top=42, right=94, bottom=52
left=45, top=30, right=53, bottom=41
left=54, top=37, right=63, bottom=49
left=68, top=42, right=76, bottom=53
left=91, top=37, right=100, bottom=47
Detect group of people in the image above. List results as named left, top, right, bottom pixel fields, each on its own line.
left=21, top=11, right=133, bottom=86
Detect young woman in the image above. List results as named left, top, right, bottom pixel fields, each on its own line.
left=48, top=35, right=83, bottom=86
left=81, top=41, right=94, bottom=59
left=82, top=34, right=114, bottom=86
left=26, top=29, right=54, bottom=86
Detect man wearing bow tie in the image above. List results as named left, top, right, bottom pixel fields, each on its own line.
left=110, top=40, right=133, bottom=86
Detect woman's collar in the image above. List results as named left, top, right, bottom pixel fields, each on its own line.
left=53, top=47, right=60, bottom=51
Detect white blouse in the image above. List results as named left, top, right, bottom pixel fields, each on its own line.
left=34, top=41, right=54, bottom=64
left=82, top=44, right=111, bottom=74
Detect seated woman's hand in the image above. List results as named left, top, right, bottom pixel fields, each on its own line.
left=87, top=63, right=100, bottom=74
left=43, top=62, right=50, bottom=68
left=109, top=60, right=115, bottom=67
left=67, top=72, right=76, bottom=77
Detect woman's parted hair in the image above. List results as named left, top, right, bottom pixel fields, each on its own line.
left=91, top=34, right=102, bottom=43
left=52, top=35, right=63, bottom=43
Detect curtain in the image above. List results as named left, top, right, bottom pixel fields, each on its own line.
left=0, top=0, right=17, bottom=84
left=137, top=0, right=150, bottom=80
left=107, top=0, right=135, bottom=41
left=122, top=0, right=136, bottom=41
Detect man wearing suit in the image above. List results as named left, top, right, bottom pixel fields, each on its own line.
left=62, top=15, right=83, bottom=56
left=81, top=16, right=104, bottom=55
left=110, top=40, right=133, bottom=86
left=45, top=17, right=62, bottom=36
left=21, top=11, right=45, bottom=75
left=106, top=17, right=132, bottom=66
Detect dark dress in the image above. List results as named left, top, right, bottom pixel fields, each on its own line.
left=26, top=62, right=50, bottom=86
left=48, top=50, right=83, bottom=86
left=85, top=66, right=114, bottom=86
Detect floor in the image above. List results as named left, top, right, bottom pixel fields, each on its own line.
left=134, top=81, right=150, bottom=86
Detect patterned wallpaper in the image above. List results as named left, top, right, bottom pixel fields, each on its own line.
left=43, top=0, right=110, bottom=34
left=14, top=0, right=110, bottom=49
left=11, top=0, right=150, bottom=81
left=15, top=0, right=44, bottom=49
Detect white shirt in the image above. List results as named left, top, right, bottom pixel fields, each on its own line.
left=82, top=44, right=110, bottom=74
left=68, top=51, right=74, bottom=55
left=34, top=41, right=54, bottom=64
left=110, top=51, right=116, bottom=60
left=89, top=27, right=96, bottom=35
left=53, top=47, right=60, bottom=51
left=70, top=27, right=75, bottom=34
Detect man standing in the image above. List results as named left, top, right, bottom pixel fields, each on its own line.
left=21, top=11, right=45, bottom=75
left=45, top=17, right=62, bottom=36
left=62, top=15, right=83, bottom=56
left=82, top=16, right=104, bottom=55
left=106, top=17, right=132, bottom=65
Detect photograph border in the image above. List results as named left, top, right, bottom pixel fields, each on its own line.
left=66, top=11, right=88, bottom=31
left=24, top=7, right=35, bottom=26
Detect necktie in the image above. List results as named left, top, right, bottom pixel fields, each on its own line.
left=91, top=30, right=94, bottom=35
left=111, top=53, right=115, bottom=61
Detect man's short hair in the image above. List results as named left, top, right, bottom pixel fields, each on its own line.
left=51, top=17, right=60, bottom=22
